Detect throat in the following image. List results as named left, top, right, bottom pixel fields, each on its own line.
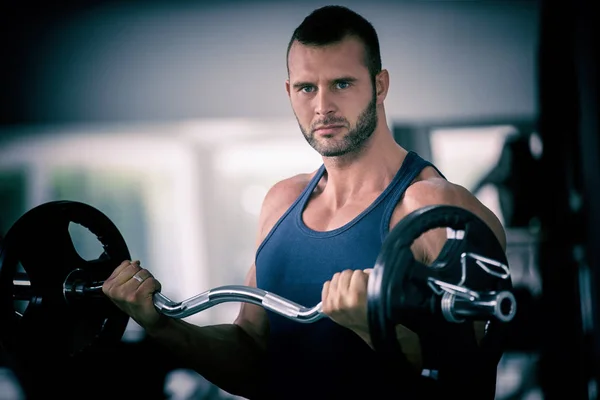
left=301, top=151, right=406, bottom=232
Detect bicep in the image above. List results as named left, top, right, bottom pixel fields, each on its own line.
left=410, top=228, right=450, bottom=265
left=403, top=182, right=507, bottom=263
left=411, top=219, right=504, bottom=266
left=233, top=263, right=270, bottom=350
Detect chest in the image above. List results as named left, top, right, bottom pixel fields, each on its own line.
left=301, top=193, right=383, bottom=232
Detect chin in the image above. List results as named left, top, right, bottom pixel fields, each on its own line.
left=319, top=146, right=355, bottom=158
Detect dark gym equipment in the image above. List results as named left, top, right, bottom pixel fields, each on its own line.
left=0, top=200, right=516, bottom=398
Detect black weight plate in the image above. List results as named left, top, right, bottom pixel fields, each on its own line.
left=367, top=204, right=513, bottom=367
left=0, top=201, right=131, bottom=367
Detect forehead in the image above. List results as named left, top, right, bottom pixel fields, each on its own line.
left=288, top=36, right=369, bottom=81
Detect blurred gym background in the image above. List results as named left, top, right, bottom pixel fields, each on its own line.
left=0, top=0, right=582, bottom=399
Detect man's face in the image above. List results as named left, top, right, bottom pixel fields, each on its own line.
left=286, top=37, right=378, bottom=157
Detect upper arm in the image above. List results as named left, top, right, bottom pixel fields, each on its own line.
left=392, top=177, right=507, bottom=367
left=233, top=174, right=312, bottom=349
left=393, top=178, right=507, bottom=265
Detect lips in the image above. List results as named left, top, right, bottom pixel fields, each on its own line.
left=314, top=125, right=345, bottom=133
left=316, top=125, right=343, bottom=129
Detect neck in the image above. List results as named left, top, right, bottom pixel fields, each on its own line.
left=318, top=120, right=408, bottom=208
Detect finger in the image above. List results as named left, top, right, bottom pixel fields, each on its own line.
left=350, top=269, right=369, bottom=290
left=112, top=261, right=143, bottom=286
left=321, top=280, right=331, bottom=305
left=363, top=268, right=373, bottom=275
left=138, top=276, right=161, bottom=298
left=105, top=260, right=133, bottom=282
left=129, top=269, right=153, bottom=288
left=337, top=270, right=354, bottom=291
left=103, top=261, right=135, bottom=293
left=106, top=259, right=141, bottom=284
left=327, top=273, right=340, bottom=310
left=328, top=273, right=340, bottom=298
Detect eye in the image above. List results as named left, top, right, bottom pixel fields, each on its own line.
left=335, top=81, right=350, bottom=90
left=301, top=85, right=315, bottom=93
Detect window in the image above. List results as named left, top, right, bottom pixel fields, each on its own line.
left=429, top=124, right=520, bottom=226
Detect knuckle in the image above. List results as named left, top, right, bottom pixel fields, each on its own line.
left=102, top=286, right=112, bottom=298
left=141, top=278, right=157, bottom=291
left=331, top=296, right=341, bottom=310
left=348, top=293, right=360, bottom=308
left=327, top=284, right=335, bottom=296
left=124, top=291, right=138, bottom=303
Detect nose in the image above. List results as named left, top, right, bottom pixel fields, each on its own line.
left=315, top=89, right=336, bottom=116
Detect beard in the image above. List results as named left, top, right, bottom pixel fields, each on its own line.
left=298, top=92, right=378, bottom=157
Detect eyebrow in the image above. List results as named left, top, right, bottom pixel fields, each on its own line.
left=292, top=76, right=358, bottom=90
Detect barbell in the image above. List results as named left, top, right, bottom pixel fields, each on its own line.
left=0, top=200, right=516, bottom=369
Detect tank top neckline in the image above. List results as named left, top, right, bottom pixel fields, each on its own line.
left=295, top=151, right=419, bottom=238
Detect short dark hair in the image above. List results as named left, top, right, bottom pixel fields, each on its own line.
left=286, top=5, right=382, bottom=80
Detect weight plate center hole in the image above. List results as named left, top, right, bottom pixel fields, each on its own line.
left=68, top=222, right=106, bottom=261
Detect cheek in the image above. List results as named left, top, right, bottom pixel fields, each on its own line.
left=341, top=105, right=360, bottom=126
left=337, top=94, right=361, bottom=116
left=291, top=97, right=313, bottom=119
left=348, top=96, right=372, bottom=123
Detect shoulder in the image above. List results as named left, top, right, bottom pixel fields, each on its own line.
left=393, top=172, right=507, bottom=251
left=254, top=168, right=319, bottom=245
left=264, top=172, right=315, bottom=207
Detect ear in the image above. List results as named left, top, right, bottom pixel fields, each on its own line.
left=285, top=79, right=291, bottom=98
left=375, top=69, right=389, bottom=105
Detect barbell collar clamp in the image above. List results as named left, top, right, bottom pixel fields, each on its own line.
left=441, top=290, right=517, bottom=323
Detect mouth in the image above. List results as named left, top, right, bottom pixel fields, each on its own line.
left=314, top=125, right=345, bottom=135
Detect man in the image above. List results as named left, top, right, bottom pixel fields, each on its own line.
left=103, top=5, right=507, bottom=399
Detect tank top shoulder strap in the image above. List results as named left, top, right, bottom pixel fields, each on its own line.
left=255, top=164, right=326, bottom=261
left=379, top=151, right=446, bottom=239
left=295, top=164, right=327, bottom=207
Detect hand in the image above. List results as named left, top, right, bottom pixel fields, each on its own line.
left=102, top=260, right=164, bottom=331
left=321, top=268, right=423, bottom=371
left=321, top=269, right=372, bottom=340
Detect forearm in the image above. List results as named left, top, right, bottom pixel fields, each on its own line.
left=354, top=326, right=423, bottom=372
left=146, top=317, right=266, bottom=399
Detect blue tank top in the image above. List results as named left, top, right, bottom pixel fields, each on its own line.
left=255, top=151, right=441, bottom=399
